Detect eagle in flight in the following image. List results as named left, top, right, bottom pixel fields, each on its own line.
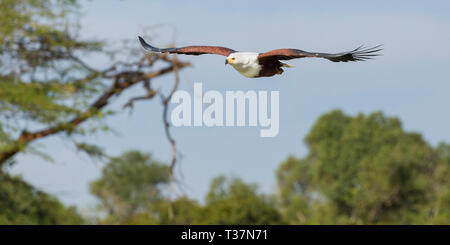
left=138, top=36, right=382, bottom=78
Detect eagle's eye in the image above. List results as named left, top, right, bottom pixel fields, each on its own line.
left=231, top=58, right=236, bottom=60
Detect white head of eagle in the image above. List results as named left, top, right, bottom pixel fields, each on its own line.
left=138, top=36, right=382, bottom=78
left=225, top=52, right=262, bottom=78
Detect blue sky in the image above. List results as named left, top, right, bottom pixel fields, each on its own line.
left=9, top=0, right=450, bottom=209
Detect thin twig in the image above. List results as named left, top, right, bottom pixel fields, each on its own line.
left=161, top=55, right=180, bottom=174
left=161, top=53, right=180, bottom=222
left=123, top=79, right=158, bottom=111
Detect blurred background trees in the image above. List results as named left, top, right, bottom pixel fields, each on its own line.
left=191, top=175, right=281, bottom=225
left=90, top=151, right=170, bottom=224
left=0, top=172, right=83, bottom=224
left=89, top=152, right=281, bottom=225
left=64, top=110, right=450, bottom=224
left=2, top=108, right=450, bottom=224
left=277, top=110, right=450, bottom=224
left=84, top=110, right=449, bottom=224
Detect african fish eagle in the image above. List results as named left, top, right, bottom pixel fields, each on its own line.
left=138, top=36, right=382, bottom=78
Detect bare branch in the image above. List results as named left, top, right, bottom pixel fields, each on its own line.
left=161, top=54, right=181, bottom=222
left=67, top=53, right=99, bottom=73
left=161, top=54, right=180, bottom=175
left=123, top=80, right=158, bottom=110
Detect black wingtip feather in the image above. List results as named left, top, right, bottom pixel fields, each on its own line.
left=350, top=44, right=383, bottom=62
left=138, top=36, right=161, bottom=52
left=138, top=36, right=149, bottom=49
left=323, top=44, right=383, bottom=62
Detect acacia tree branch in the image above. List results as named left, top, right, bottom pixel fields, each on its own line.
left=122, top=79, right=158, bottom=110
left=0, top=59, right=190, bottom=167
left=67, top=53, right=100, bottom=73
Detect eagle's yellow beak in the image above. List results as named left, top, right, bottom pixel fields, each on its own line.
left=226, top=57, right=234, bottom=65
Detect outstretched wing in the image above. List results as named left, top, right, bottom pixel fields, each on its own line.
left=258, top=45, right=382, bottom=63
left=138, top=36, right=236, bottom=57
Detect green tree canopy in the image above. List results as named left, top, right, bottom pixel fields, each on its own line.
left=277, top=110, right=450, bottom=224
left=196, top=175, right=281, bottom=225
left=0, top=172, right=83, bottom=224
left=90, top=151, right=171, bottom=224
left=90, top=152, right=282, bottom=225
left=157, top=196, right=202, bottom=225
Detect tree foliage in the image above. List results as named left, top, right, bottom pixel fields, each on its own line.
left=157, top=197, right=202, bottom=225
left=90, top=151, right=170, bottom=224
left=193, top=176, right=282, bottom=225
left=89, top=152, right=281, bottom=225
left=89, top=110, right=450, bottom=225
left=277, top=110, right=450, bottom=224
left=0, top=172, right=83, bottom=224
left=0, top=0, right=189, bottom=168
left=3, top=110, right=449, bottom=225
left=0, top=0, right=101, bottom=134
